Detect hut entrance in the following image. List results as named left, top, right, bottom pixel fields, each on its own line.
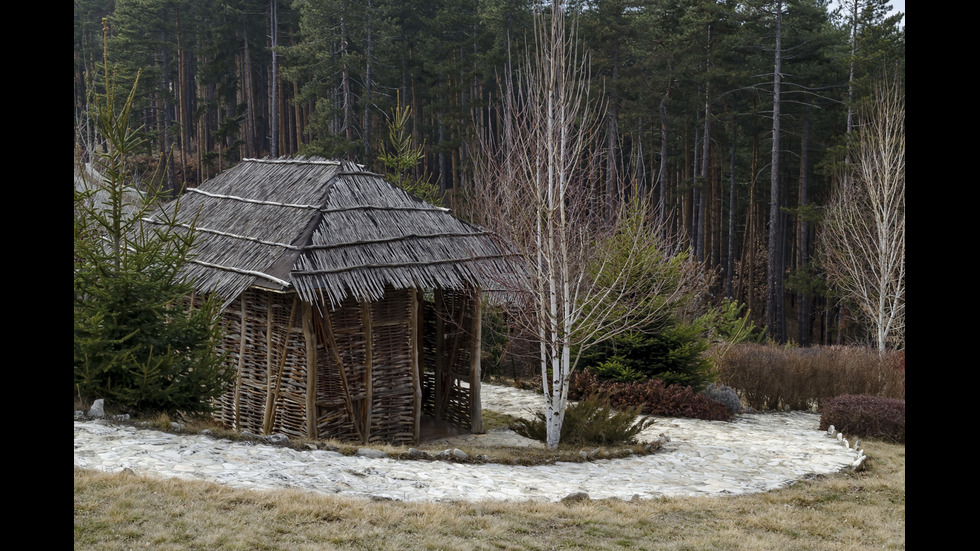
left=420, top=289, right=482, bottom=437
left=311, top=286, right=482, bottom=445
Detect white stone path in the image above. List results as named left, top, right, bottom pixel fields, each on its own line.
left=73, top=383, right=861, bottom=503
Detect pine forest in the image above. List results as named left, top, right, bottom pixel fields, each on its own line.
left=73, top=0, right=906, bottom=349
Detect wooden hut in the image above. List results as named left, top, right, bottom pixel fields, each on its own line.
left=152, top=158, right=520, bottom=444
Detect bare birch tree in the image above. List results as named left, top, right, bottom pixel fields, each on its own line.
left=822, top=78, right=905, bottom=351
left=474, top=2, right=685, bottom=449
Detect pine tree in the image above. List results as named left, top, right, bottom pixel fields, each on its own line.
left=74, top=35, right=230, bottom=414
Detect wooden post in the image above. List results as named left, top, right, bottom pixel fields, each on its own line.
left=234, top=295, right=247, bottom=431
left=315, top=309, right=362, bottom=442
left=434, top=289, right=445, bottom=419
left=469, top=289, right=483, bottom=433
left=410, top=290, right=422, bottom=443
left=360, top=301, right=373, bottom=444
left=263, top=293, right=274, bottom=434
left=303, top=302, right=317, bottom=438
left=264, top=296, right=298, bottom=435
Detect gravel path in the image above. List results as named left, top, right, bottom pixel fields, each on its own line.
left=73, top=383, right=862, bottom=502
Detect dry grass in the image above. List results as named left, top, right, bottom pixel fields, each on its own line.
left=74, top=439, right=904, bottom=550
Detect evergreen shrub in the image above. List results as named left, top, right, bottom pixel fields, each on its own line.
left=74, top=61, right=230, bottom=415
left=580, top=321, right=715, bottom=389
left=819, top=394, right=905, bottom=443
left=514, top=395, right=654, bottom=446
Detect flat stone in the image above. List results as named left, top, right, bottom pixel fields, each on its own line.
left=354, top=448, right=387, bottom=459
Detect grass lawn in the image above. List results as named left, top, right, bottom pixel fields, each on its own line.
left=74, top=436, right=904, bottom=550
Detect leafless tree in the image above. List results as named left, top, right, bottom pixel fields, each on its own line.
left=822, top=78, right=905, bottom=351
left=473, top=2, right=685, bottom=449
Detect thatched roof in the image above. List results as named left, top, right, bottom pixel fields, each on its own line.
left=150, top=157, right=520, bottom=307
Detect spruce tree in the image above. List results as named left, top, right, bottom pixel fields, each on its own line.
left=74, top=37, right=230, bottom=415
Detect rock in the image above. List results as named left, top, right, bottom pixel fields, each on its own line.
left=88, top=399, right=105, bottom=418
left=170, top=422, right=185, bottom=432
left=241, top=431, right=261, bottom=440
left=266, top=433, right=290, bottom=445
left=201, top=429, right=214, bottom=437
left=355, top=448, right=388, bottom=459
left=112, top=414, right=130, bottom=422
left=579, top=450, right=590, bottom=460
left=74, top=410, right=86, bottom=420
left=851, top=454, right=866, bottom=470
left=451, top=449, right=469, bottom=460
left=406, top=448, right=429, bottom=460
left=827, top=425, right=836, bottom=436
left=561, top=491, right=590, bottom=503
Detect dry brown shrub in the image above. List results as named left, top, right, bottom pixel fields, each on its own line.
left=718, top=344, right=905, bottom=411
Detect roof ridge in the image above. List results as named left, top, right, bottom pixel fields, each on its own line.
left=242, top=157, right=343, bottom=166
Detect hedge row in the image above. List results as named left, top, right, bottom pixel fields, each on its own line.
left=717, top=345, right=904, bottom=411
left=820, top=394, right=906, bottom=443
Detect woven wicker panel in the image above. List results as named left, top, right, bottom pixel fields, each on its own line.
left=313, top=288, right=419, bottom=444
left=267, top=293, right=309, bottom=438
left=211, top=290, right=310, bottom=437
left=315, top=297, right=366, bottom=440
left=237, top=289, right=269, bottom=434
left=212, top=295, right=243, bottom=429
left=366, top=289, right=416, bottom=444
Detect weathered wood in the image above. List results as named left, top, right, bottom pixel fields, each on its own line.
left=314, top=308, right=363, bottom=441
left=411, top=290, right=422, bottom=442
left=234, top=295, right=246, bottom=431
left=469, top=289, right=483, bottom=434
left=434, top=289, right=445, bottom=418
left=442, top=292, right=467, bottom=417
left=264, top=295, right=298, bottom=435
left=303, top=302, right=317, bottom=438
left=360, top=301, right=373, bottom=444
left=263, top=293, right=274, bottom=434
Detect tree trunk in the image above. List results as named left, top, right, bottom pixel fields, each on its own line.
left=798, top=106, right=812, bottom=345
left=362, top=0, right=373, bottom=160
left=726, top=118, right=736, bottom=299
left=766, top=0, right=785, bottom=342
left=270, top=0, right=279, bottom=157
left=697, top=24, right=712, bottom=264
left=657, top=76, right=673, bottom=236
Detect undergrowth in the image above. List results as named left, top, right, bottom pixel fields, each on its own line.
left=513, top=395, right=655, bottom=446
